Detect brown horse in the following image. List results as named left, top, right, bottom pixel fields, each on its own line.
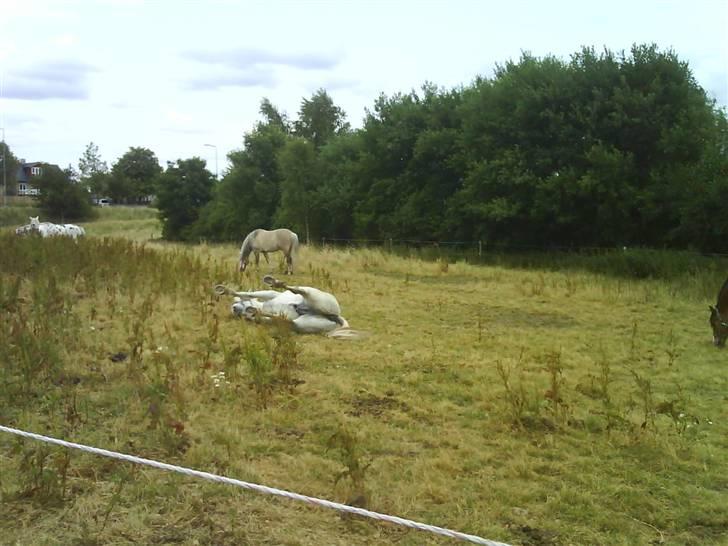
left=238, top=228, right=299, bottom=275
left=709, top=276, right=728, bottom=347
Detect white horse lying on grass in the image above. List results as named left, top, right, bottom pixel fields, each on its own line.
left=28, top=216, right=85, bottom=239
left=215, top=275, right=363, bottom=339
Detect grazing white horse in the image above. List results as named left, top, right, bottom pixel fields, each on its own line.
left=215, top=275, right=362, bottom=339
left=238, top=228, right=299, bottom=275
left=28, top=216, right=86, bottom=239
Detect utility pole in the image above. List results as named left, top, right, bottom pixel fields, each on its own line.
left=1, top=70, right=5, bottom=207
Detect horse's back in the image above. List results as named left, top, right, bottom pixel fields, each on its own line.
left=273, top=228, right=298, bottom=250
left=63, top=224, right=86, bottom=238
left=252, top=228, right=295, bottom=251
left=34, top=222, right=85, bottom=239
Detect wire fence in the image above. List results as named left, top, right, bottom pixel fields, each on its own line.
left=0, top=424, right=512, bottom=546
left=318, top=236, right=728, bottom=260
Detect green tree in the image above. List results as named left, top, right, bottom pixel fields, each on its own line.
left=260, top=98, right=290, bottom=133
left=33, top=164, right=93, bottom=221
left=447, top=45, right=719, bottom=248
left=78, top=142, right=110, bottom=198
left=351, top=84, right=464, bottom=239
left=294, top=89, right=350, bottom=149
left=276, top=138, right=320, bottom=243
left=156, top=158, right=215, bottom=240
left=106, top=171, right=134, bottom=204
left=315, top=132, right=364, bottom=239
left=672, top=110, right=728, bottom=251
left=194, top=101, right=290, bottom=241
left=111, top=147, right=162, bottom=204
left=1, top=140, right=21, bottom=197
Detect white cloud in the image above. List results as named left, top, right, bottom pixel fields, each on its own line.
left=53, top=33, right=79, bottom=48
left=4, top=60, right=99, bottom=100
left=0, top=0, right=723, bottom=170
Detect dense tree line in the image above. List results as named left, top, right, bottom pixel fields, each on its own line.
left=181, top=44, right=727, bottom=252
left=10, top=44, right=727, bottom=251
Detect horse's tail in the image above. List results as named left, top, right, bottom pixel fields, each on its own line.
left=289, top=231, right=300, bottom=264
left=326, top=328, right=368, bottom=340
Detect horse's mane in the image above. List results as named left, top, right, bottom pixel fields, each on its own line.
left=240, top=229, right=259, bottom=257
left=716, top=276, right=728, bottom=313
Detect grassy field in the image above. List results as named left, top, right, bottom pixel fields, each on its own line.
left=0, top=198, right=41, bottom=228
left=1, top=209, right=727, bottom=546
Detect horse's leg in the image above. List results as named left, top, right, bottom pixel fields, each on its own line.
left=263, top=276, right=299, bottom=294
left=254, top=250, right=260, bottom=266
left=285, top=253, right=293, bottom=275
left=227, top=289, right=282, bottom=301
left=262, top=252, right=270, bottom=264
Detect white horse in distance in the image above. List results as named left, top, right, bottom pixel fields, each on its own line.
left=215, top=275, right=363, bottom=339
left=28, top=216, right=85, bottom=239
left=238, top=228, right=299, bottom=275
left=15, top=224, right=33, bottom=236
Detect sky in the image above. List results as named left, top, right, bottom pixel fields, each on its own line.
left=1, top=0, right=726, bottom=177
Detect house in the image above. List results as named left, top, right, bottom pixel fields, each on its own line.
left=15, top=161, right=58, bottom=196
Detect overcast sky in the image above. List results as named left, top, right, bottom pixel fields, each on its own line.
left=1, top=0, right=726, bottom=176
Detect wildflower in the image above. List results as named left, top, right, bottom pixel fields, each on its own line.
left=211, top=371, right=231, bottom=388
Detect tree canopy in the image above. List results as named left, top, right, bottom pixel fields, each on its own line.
left=78, top=142, right=110, bottom=198
left=155, top=157, right=215, bottom=240
left=33, top=164, right=94, bottom=221
left=110, top=147, right=162, bottom=204
left=183, top=45, right=728, bottom=251
left=6, top=44, right=727, bottom=252
left=1, top=141, right=21, bottom=197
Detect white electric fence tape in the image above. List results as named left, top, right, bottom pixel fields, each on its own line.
left=0, top=425, right=512, bottom=546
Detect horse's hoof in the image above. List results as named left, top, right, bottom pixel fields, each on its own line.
left=213, top=284, right=228, bottom=296
left=263, top=275, right=286, bottom=289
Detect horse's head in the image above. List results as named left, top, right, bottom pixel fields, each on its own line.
left=238, top=232, right=256, bottom=272
left=238, top=254, right=249, bottom=272
left=709, top=305, right=728, bottom=347
left=710, top=277, right=728, bottom=347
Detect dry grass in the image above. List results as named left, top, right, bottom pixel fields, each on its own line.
left=1, top=215, right=727, bottom=546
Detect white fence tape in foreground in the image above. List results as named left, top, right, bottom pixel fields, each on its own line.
left=0, top=425, right=512, bottom=546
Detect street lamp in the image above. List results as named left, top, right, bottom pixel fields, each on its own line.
left=204, top=143, right=218, bottom=180
left=1, top=127, right=5, bottom=208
